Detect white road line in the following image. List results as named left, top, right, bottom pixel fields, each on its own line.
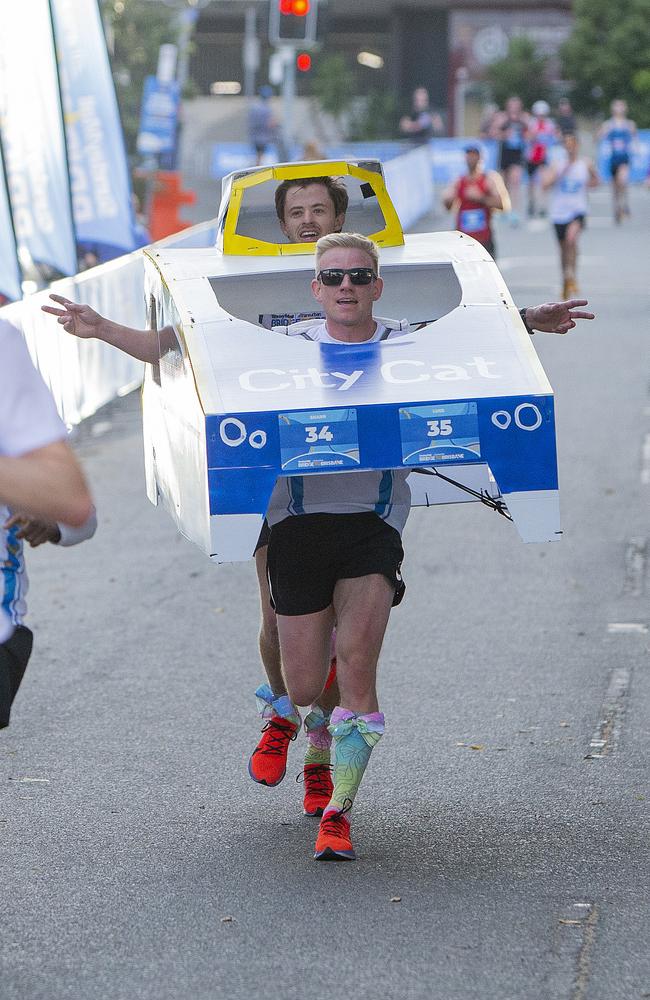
left=623, top=538, right=647, bottom=596
left=607, top=622, right=648, bottom=634
left=641, top=433, right=650, bottom=485
left=570, top=903, right=599, bottom=1000
left=584, top=667, right=631, bottom=759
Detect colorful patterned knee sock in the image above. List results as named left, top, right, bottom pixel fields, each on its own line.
left=303, top=705, right=332, bottom=767
left=326, top=707, right=385, bottom=814
left=254, top=683, right=301, bottom=728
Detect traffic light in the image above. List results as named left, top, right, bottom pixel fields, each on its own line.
left=269, top=0, right=318, bottom=47
left=296, top=52, right=312, bottom=72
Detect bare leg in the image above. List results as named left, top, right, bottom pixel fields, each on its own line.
left=277, top=605, right=335, bottom=707
left=614, top=163, right=630, bottom=220
left=255, top=546, right=285, bottom=696
left=332, top=574, right=394, bottom=713
left=312, top=574, right=394, bottom=859
left=506, top=164, right=523, bottom=221
left=564, top=220, right=581, bottom=285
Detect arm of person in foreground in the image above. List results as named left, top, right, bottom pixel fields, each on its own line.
left=3, top=505, right=97, bottom=548
left=523, top=299, right=595, bottom=335
left=41, top=294, right=176, bottom=364
left=0, top=440, right=93, bottom=528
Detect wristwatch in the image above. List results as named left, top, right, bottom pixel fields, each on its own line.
left=519, top=307, right=535, bottom=335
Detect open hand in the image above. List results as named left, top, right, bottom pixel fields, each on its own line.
left=526, top=299, right=595, bottom=335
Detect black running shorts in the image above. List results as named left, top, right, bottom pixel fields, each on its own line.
left=266, top=512, right=405, bottom=616
left=254, top=518, right=271, bottom=554
left=499, top=146, right=523, bottom=171
left=610, top=156, right=629, bottom=178
left=554, top=214, right=585, bottom=242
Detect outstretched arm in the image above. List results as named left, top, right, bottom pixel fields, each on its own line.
left=42, top=294, right=175, bottom=363
left=523, top=299, right=595, bottom=335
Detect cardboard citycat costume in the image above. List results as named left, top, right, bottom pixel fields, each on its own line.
left=141, top=159, right=561, bottom=562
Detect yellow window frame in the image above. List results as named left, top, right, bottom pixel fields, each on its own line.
left=222, top=161, right=404, bottom=256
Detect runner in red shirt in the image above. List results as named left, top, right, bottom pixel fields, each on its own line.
left=443, top=143, right=509, bottom=258
left=525, top=100, right=559, bottom=217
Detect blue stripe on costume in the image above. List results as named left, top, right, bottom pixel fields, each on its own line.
left=374, top=470, right=393, bottom=520
left=288, top=476, right=305, bottom=515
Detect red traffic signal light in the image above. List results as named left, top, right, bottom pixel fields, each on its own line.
left=270, top=0, right=317, bottom=46
left=279, top=0, right=309, bottom=13
left=296, top=52, right=312, bottom=71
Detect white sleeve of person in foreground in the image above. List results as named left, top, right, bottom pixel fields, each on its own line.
left=57, top=507, right=98, bottom=546
left=0, top=319, right=93, bottom=527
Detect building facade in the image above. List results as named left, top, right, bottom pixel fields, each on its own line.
left=190, top=0, right=573, bottom=130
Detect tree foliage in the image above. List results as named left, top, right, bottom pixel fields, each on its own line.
left=101, top=0, right=179, bottom=157
left=348, top=90, right=399, bottom=141
left=485, top=37, right=550, bottom=109
left=562, top=0, right=650, bottom=125
left=311, top=53, right=355, bottom=123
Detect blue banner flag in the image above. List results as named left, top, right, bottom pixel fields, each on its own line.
left=137, top=76, right=181, bottom=164
left=0, top=0, right=77, bottom=278
left=0, top=140, right=22, bottom=303
left=51, top=0, right=140, bottom=262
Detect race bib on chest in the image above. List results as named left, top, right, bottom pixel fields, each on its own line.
left=559, top=177, right=582, bottom=194
left=459, top=208, right=487, bottom=233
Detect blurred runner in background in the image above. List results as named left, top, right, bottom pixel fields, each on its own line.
left=543, top=132, right=599, bottom=298
left=442, top=143, right=509, bottom=258
left=248, top=86, right=278, bottom=166
left=491, top=96, right=530, bottom=226
left=556, top=97, right=576, bottom=136
left=525, top=100, right=558, bottom=218
left=598, top=99, right=637, bottom=223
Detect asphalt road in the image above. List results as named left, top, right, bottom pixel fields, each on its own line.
left=2, top=185, right=649, bottom=1000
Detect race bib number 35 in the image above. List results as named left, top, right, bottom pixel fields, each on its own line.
left=399, top=402, right=481, bottom=465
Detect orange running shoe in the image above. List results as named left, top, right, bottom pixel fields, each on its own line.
left=248, top=716, right=298, bottom=786
left=314, top=803, right=355, bottom=861
left=301, top=764, right=334, bottom=817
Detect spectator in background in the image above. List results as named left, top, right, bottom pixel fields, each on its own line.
left=556, top=98, right=576, bottom=136
left=491, top=95, right=530, bottom=226
left=399, top=87, right=444, bottom=145
left=248, top=85, right=279, bottom=166
left=525, top=100, right=559, bottom=217
left=442, top=143, right=509, bottom=258
left=302, top=140, right=325, bottom=162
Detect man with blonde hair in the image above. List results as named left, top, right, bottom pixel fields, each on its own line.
left=264, top=232, right=410, bottom=859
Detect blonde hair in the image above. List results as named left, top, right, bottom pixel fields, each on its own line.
left=315, top=232, right=380, bottom=276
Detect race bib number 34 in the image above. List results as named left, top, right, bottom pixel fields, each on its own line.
left=278, top=408, right=360, bottom=471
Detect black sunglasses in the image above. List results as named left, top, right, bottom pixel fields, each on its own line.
left=317, top=267, right=377, bottom=286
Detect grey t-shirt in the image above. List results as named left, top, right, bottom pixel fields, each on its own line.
left=265, top=319, right=412, bottom=536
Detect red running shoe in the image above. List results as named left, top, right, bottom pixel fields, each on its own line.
left=301, top=764, right=334, bottom=817
left=248, top=716, right=298, bottom=786
left=314, top=803, right=355, bottom=861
